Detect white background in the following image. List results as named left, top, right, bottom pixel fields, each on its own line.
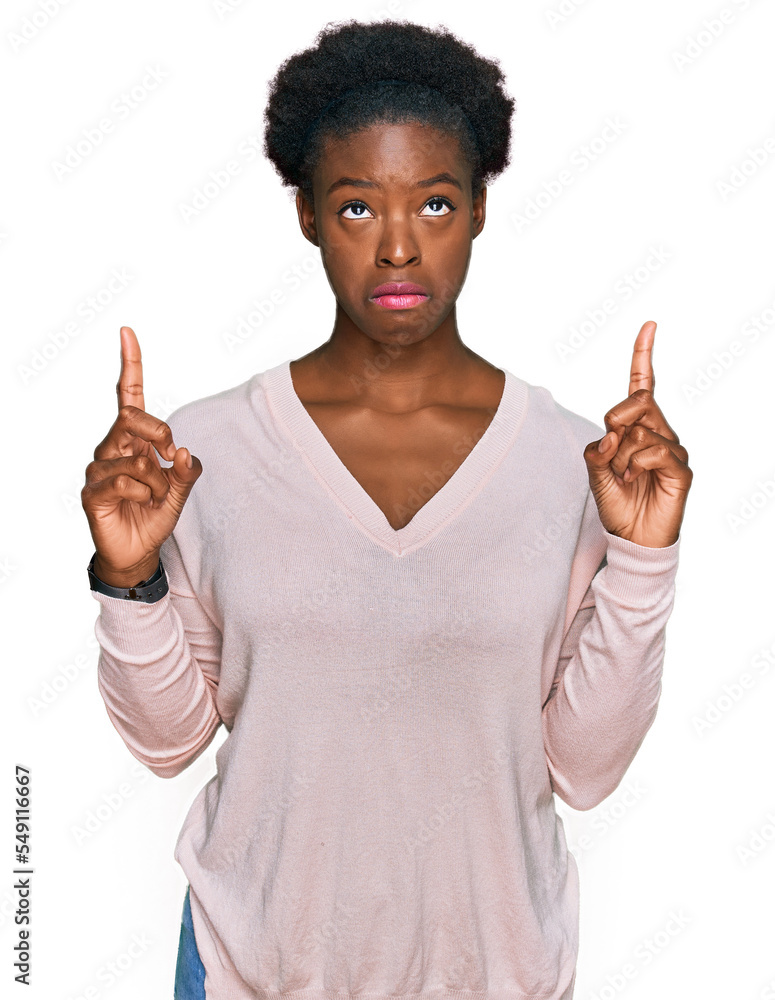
left=3, top=0, right=775, bottom=998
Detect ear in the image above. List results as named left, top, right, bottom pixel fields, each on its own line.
left=295, top=188, right=319, bottom=247
left=472, top=184, right=486, bottom=239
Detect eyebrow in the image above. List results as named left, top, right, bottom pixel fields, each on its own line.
left=326, top=171, right=463, bottom=197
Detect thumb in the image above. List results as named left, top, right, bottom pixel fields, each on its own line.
left=584, top=432, right=618, bottom=490
left=167, top=446, right=202, bottom=495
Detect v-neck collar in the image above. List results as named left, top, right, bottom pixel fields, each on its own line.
left=261, top=359, right=529, bottom=556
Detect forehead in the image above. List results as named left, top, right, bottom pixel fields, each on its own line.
left=316, top=122, right=467, bottom=185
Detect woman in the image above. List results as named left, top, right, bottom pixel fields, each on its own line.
left=82, top=19, right=691, bottom=1000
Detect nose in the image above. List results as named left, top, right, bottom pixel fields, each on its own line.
left=376, top=215, right=420, bottom=267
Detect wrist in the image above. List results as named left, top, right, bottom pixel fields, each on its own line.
left=88, top=550, right=168, bottom=604
left=92, top=553, right=161, bottom=588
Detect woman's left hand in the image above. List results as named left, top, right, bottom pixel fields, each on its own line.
left=583, top=321, right=693, bottom=548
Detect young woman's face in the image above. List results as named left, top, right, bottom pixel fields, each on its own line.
left=296, top=121, right=486, bottom=348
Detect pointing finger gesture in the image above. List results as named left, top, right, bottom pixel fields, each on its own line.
left=81, top=326, right=203, bottom=586
left=583, top=321, right=693, bottom=548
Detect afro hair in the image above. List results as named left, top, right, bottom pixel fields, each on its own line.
left=262, top=19, right=516, bottom=205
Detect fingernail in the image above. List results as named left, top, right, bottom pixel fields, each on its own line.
left=186, top=450, right=193, bottom=469
left=598, top=434, right=609, bottom=453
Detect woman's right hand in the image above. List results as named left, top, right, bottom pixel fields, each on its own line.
left=81, top=326, right=202, bottom=588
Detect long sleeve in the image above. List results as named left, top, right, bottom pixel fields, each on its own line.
left=542, top=528, right=681, bottom=812
left=91, top=530, right=224, bottom=779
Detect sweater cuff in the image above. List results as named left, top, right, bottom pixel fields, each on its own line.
left=597, top=529, right=681, bottom=607
left=91, top=588, right=176, bottom=658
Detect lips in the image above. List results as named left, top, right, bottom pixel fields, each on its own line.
left=370, top=282, right=429, bottom=298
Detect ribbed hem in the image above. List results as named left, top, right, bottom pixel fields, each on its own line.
left=90, top=588, right=177, bottom=658
left=598, top=530, right=681, bottom=606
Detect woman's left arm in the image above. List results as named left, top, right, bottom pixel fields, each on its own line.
left=542, top=320, right=692, bottom=811
left=542, top=530, right=680, bottom=811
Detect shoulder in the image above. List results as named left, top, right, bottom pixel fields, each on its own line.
left=518, top=380, right=610, bottom=574
left=163, top=360, right=286, bottom=439
left=160, top=366, right=285, bottom=473
left=166, top=373, right=255, bottom=433
left=519, top=376, right=606, bottom=451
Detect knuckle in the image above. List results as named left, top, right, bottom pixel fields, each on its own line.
left=131, top=454, right=152, bottom=475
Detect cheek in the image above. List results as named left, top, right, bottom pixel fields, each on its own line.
left=318, top=227, right=373, bottom=296
left=317, top=251, right=368, bottom=313
left=433, top=243, right=471, bottom=298
left=319, top=224, right=366, bottom=273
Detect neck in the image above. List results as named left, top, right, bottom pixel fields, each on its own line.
left=293, top=302, right=495, bottom=409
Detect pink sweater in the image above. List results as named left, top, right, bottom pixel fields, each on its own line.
left=91, top=359, right=681, bottom=1000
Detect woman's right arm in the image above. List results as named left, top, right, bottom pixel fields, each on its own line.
left=91, top=530, right=224, bottom=779
left=82, top=326, right=216, bottom=778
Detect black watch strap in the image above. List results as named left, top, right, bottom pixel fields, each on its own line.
left=87, top=551, right=169, bottom=603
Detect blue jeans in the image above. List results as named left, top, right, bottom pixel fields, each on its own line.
left=174, top=884, right=206, bottom=999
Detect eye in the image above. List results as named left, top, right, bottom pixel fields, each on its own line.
left=338, top=201, right=373, bottom=219
left=420, top=197, right=455, bottom=216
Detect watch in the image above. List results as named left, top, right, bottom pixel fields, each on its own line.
left=87, top=551, right=169, bottom=603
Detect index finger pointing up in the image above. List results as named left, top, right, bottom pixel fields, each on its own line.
left=117, top=326, right=145, bottom=413
left=629, top=320, right=657, bottom=397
